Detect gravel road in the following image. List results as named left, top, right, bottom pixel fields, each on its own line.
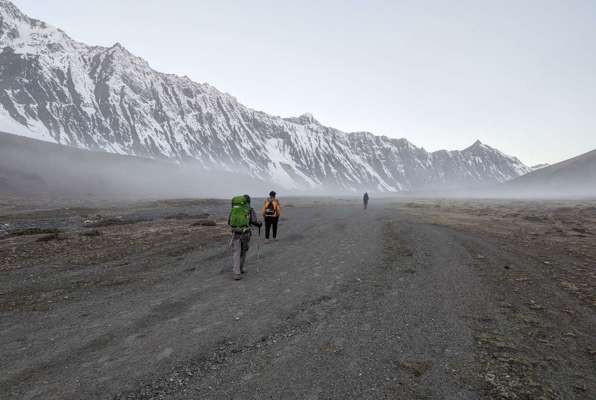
left=1, top=200, right=593, bottom=399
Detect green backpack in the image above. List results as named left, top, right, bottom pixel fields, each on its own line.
left=229, top=195, right=251, bottom=232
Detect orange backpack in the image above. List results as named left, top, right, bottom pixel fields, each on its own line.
left=264, top=199, right=277, bottom=217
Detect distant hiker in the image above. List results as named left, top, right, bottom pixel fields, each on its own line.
left=363, top=192, right=369, bottom=209
left=228, top=195, right=262, bottom=280
left=262, top=191, right=282, bottom=241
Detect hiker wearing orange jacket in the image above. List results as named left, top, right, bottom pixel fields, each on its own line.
left=262, top=191, right=282, bottom=241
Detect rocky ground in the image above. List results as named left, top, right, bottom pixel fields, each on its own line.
left=0, top=197, right=594, bottom=399
left=399, top=200, right=596, bottom=399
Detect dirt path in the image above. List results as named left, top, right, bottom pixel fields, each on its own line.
left=1, top=202, right=594, bottom=399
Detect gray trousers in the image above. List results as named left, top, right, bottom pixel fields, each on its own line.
left=231, top=231, right=251, bottom=275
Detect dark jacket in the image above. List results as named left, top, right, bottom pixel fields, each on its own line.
left=248, top=208, right=261, bottom=227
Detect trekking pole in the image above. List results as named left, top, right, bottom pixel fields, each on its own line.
left=256, top=226, right=261, bottom=273
left=221, top=232, right=234, bottom=274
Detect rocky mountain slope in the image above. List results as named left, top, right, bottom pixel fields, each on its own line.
left=0, top=0, right=530, bottom=192
left=502, top=149, right=596, bottom=198
left=0, top=131, right=267, bottom=200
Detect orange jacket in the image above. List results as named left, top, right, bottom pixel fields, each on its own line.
left=262, top=198, right=281, bottom=218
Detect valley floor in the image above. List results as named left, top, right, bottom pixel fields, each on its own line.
left=0, top=198, right=594, bottom=399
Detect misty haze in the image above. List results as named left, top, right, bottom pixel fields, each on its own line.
left=1, top=1, right=594, bottom=399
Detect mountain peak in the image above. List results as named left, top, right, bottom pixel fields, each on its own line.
left=465, top=139, right=491, bottom=152
left=284, top=113, right=320, bottom=125
left=109, top=42, right=130, bottom=54
left=300, top=112, right=316, bottom=122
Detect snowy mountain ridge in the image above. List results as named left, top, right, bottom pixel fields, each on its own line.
left=0, top=0, right=531, bottom=192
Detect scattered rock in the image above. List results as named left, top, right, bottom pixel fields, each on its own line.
left=0, top=223, right=10, bottom=237
left=560, top=281, right=579, bottom=291
left=83, top=216, right=121, bottom=227
left=320, top=341, right=341, bottom=353
left=398, top=360, right=432, bottom=377
left=157, top=347, right=173, bottom=361
left=572, top=383, right=587, bottom=392
left=528, top=300, right=543, bottom=310
left=164, top=213, right=191, bottom=220
left=475, top=333, right=516, bottom=350
left=524, top=215, right=546, bottom=223
left=400, top=249, right=414, bottom=257
left=166, top=246, right=194, bottom=257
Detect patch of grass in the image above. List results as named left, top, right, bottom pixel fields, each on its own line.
left=8, top=227, right=61, bottom=237
left=36, top=233, right=64, bottom=242
left=164, top=213, right=209, bottom=220
left=190, top=219, right=217, bottom=227
left=80, top=230, right=101, bottom=237
left=83, top=218, right=148, bottom=228
left=399, top=360, right=432, bottom=377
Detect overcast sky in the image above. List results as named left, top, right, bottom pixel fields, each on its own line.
left=13, top=0, right=596, bottom=165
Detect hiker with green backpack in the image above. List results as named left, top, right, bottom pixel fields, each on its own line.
left=228, top=195, right=262, bottom=280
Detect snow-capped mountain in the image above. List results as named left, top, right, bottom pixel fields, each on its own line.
left=0, top=0, right=530, bottom=192
left=530, top=163, right=550, bottom=171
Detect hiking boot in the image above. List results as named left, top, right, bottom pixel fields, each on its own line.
left=233, top=274, right=242, bottom=280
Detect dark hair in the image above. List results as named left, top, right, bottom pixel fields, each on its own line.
left=269, top=191, right=276, bottom=198
left=244, top=194, right=251, bottom=204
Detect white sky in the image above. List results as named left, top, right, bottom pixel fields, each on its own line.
left=12, top=0, right=596, bottom=165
